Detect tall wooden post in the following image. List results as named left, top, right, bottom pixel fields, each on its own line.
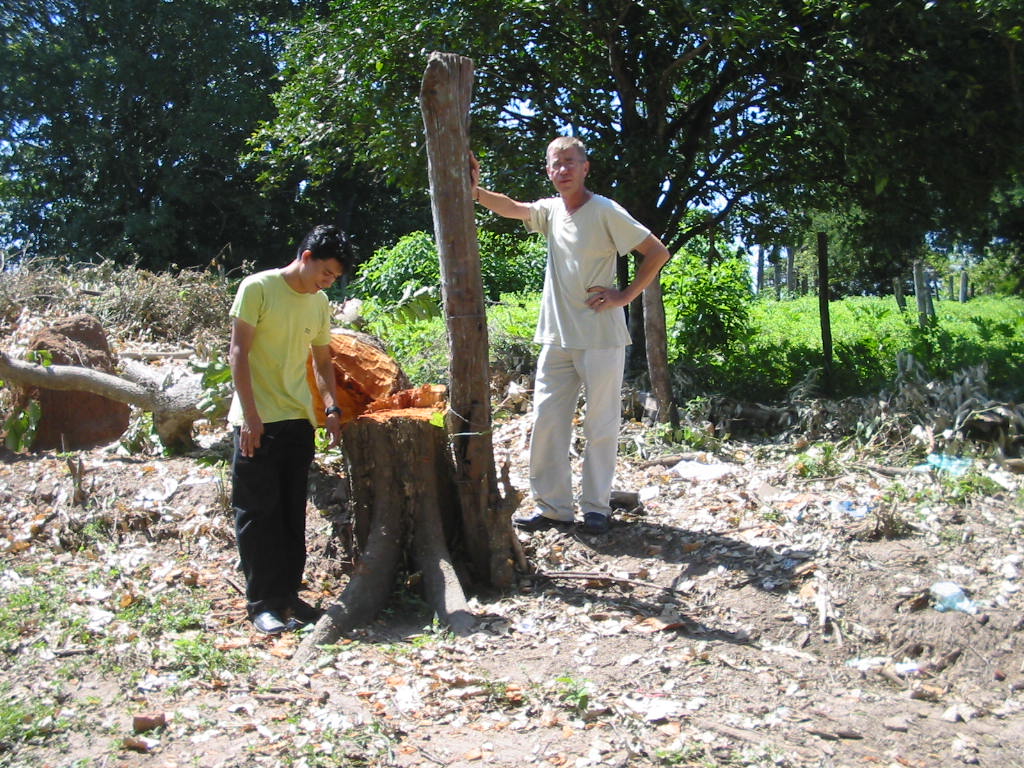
left=817, top=232, right=833, bottom=395
left=913, top=259, right=931, bottom=329
left=419, top=52, right=516, bottom=589
left=785, top=246, right=796, bottom=297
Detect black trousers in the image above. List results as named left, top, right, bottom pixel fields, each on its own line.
left=231, top=419, right=314, bottom=617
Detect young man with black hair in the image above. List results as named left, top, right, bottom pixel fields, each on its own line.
left=228, top=224, right=352, bottom=634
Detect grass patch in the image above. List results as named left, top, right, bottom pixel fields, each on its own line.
left=0, top=682, right=73, bottom=757
left=117, top=590, right=211, bottom=638
left=156, top=635, right=254, bottom=682
left=729, top=294, right=1024, bottom=400
left=0, top=569, right=74, bottom=653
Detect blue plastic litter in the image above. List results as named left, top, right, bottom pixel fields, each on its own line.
left=915, top=453, right=973, bottom=477
left=930, top=581, right=977, bottom=614
left=831, top=500, right=870, bottom=519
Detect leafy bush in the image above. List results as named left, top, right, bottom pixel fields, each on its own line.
left=661, top=251, right=754, bottom=374
left=363, top=292, right=542, bottom=388
left=352, top=230, right=545, bottom=303
left=362, top=299, right=449, bottom=386
left=487, top=293, right=541, bottom=379
left=477, top=230, right=546, bottom=299
left=352, top=231, right=439, bottom=304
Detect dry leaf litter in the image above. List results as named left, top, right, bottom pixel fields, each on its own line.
left=0, top=351, right=1022, bottom=768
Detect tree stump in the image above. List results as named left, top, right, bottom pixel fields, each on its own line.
left=301, top=52, right=530, bottom=661
left=294, top=403, right=475, bottom=663
left=305, top=329, right=411, bottom=426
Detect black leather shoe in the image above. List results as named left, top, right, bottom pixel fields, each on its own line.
left=252, top=610, right=288, bottom=635
left=512, top=511, right=573, bottom=532
left=289, top=598, right=324, bottom=626
left=579, top=511, right=611, bottom=535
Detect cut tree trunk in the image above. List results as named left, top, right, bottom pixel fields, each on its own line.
left=294, top=406, right=474, bottom=664
left=305, top=330, right=411, bottom=426
left=299, top=53, right=530, bottom=659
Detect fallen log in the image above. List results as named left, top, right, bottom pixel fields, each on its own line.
left=0, top=328, right=405, bottom=454
left=0, top=350, right=203, bottom=453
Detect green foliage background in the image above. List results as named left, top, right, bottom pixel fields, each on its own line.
left=352, top=230, right=546, bottom=303
left=710, top=294, right=1024, bottom=400
left=350, top=237, right=1024, bottom=402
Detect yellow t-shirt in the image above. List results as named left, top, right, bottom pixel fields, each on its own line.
left=227, top=269, right=332, bottom=427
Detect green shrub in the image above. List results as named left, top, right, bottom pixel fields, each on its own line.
left=904, top=296, right=1024, bottom=395
left=487, top=293, right=540, bottom=378
left=364, top=292, right=542, bottom=388
left=363, top=248, right=1022, bottom=404
left=661, top=251, right=754, bottom=393
left=352, top=231, right=439, bottom=304
left=477, top=231, right=546, bottom=299
left=363, top=299, right=449, bottom=386
left=351, top=230, right=545, bottom=304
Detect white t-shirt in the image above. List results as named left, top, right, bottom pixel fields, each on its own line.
left=526, top=194, right=650, bottom=349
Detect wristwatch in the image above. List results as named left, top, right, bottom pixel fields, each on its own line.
left=325, top=406, right=342, bottom=418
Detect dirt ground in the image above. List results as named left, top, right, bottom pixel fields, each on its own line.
left=1, top=414, right=1022, bottom=768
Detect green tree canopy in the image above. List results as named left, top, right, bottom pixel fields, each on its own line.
left=0, top=0, right=300, bottom=268
left=251, top=0, right=1022, bottom=280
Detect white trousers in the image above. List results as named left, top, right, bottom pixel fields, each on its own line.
left=529, top=345, right=626, bottom=521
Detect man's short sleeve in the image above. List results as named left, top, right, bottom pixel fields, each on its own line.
left=230, top=276, right=263, bottom=327
left=603, top=200, right=651, bottom=256
left=525, top=198, right=554, bottom=236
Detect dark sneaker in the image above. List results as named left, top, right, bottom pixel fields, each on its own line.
left=289, top=597, right=324, bottom=627
left=252, top=610, right=289, bottom=635
left=512, top=511, right=573, bottom=532
left=579, top=511, right=611, bottom=535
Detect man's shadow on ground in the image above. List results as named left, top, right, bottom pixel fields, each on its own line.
left=516, top=514, right=816, bottom=648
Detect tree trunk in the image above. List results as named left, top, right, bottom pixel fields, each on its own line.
left=772, top=246, right=783, bottom=300
left=755, top=244, right=765, bottom=294
left=627, top=289, right=647, bottom=375
left=705, top=213, right=719, bottom=264
left=419, top=51, right=517, bottom=590
left=621, top=254, right=644, bottom=374
left=893, top=276, right=907, bottom=312
left=643, top=280, right=677, bottom=426
left=959, top=270, right=969, bottom=303
left=817, top=233, right=833, bottom=396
